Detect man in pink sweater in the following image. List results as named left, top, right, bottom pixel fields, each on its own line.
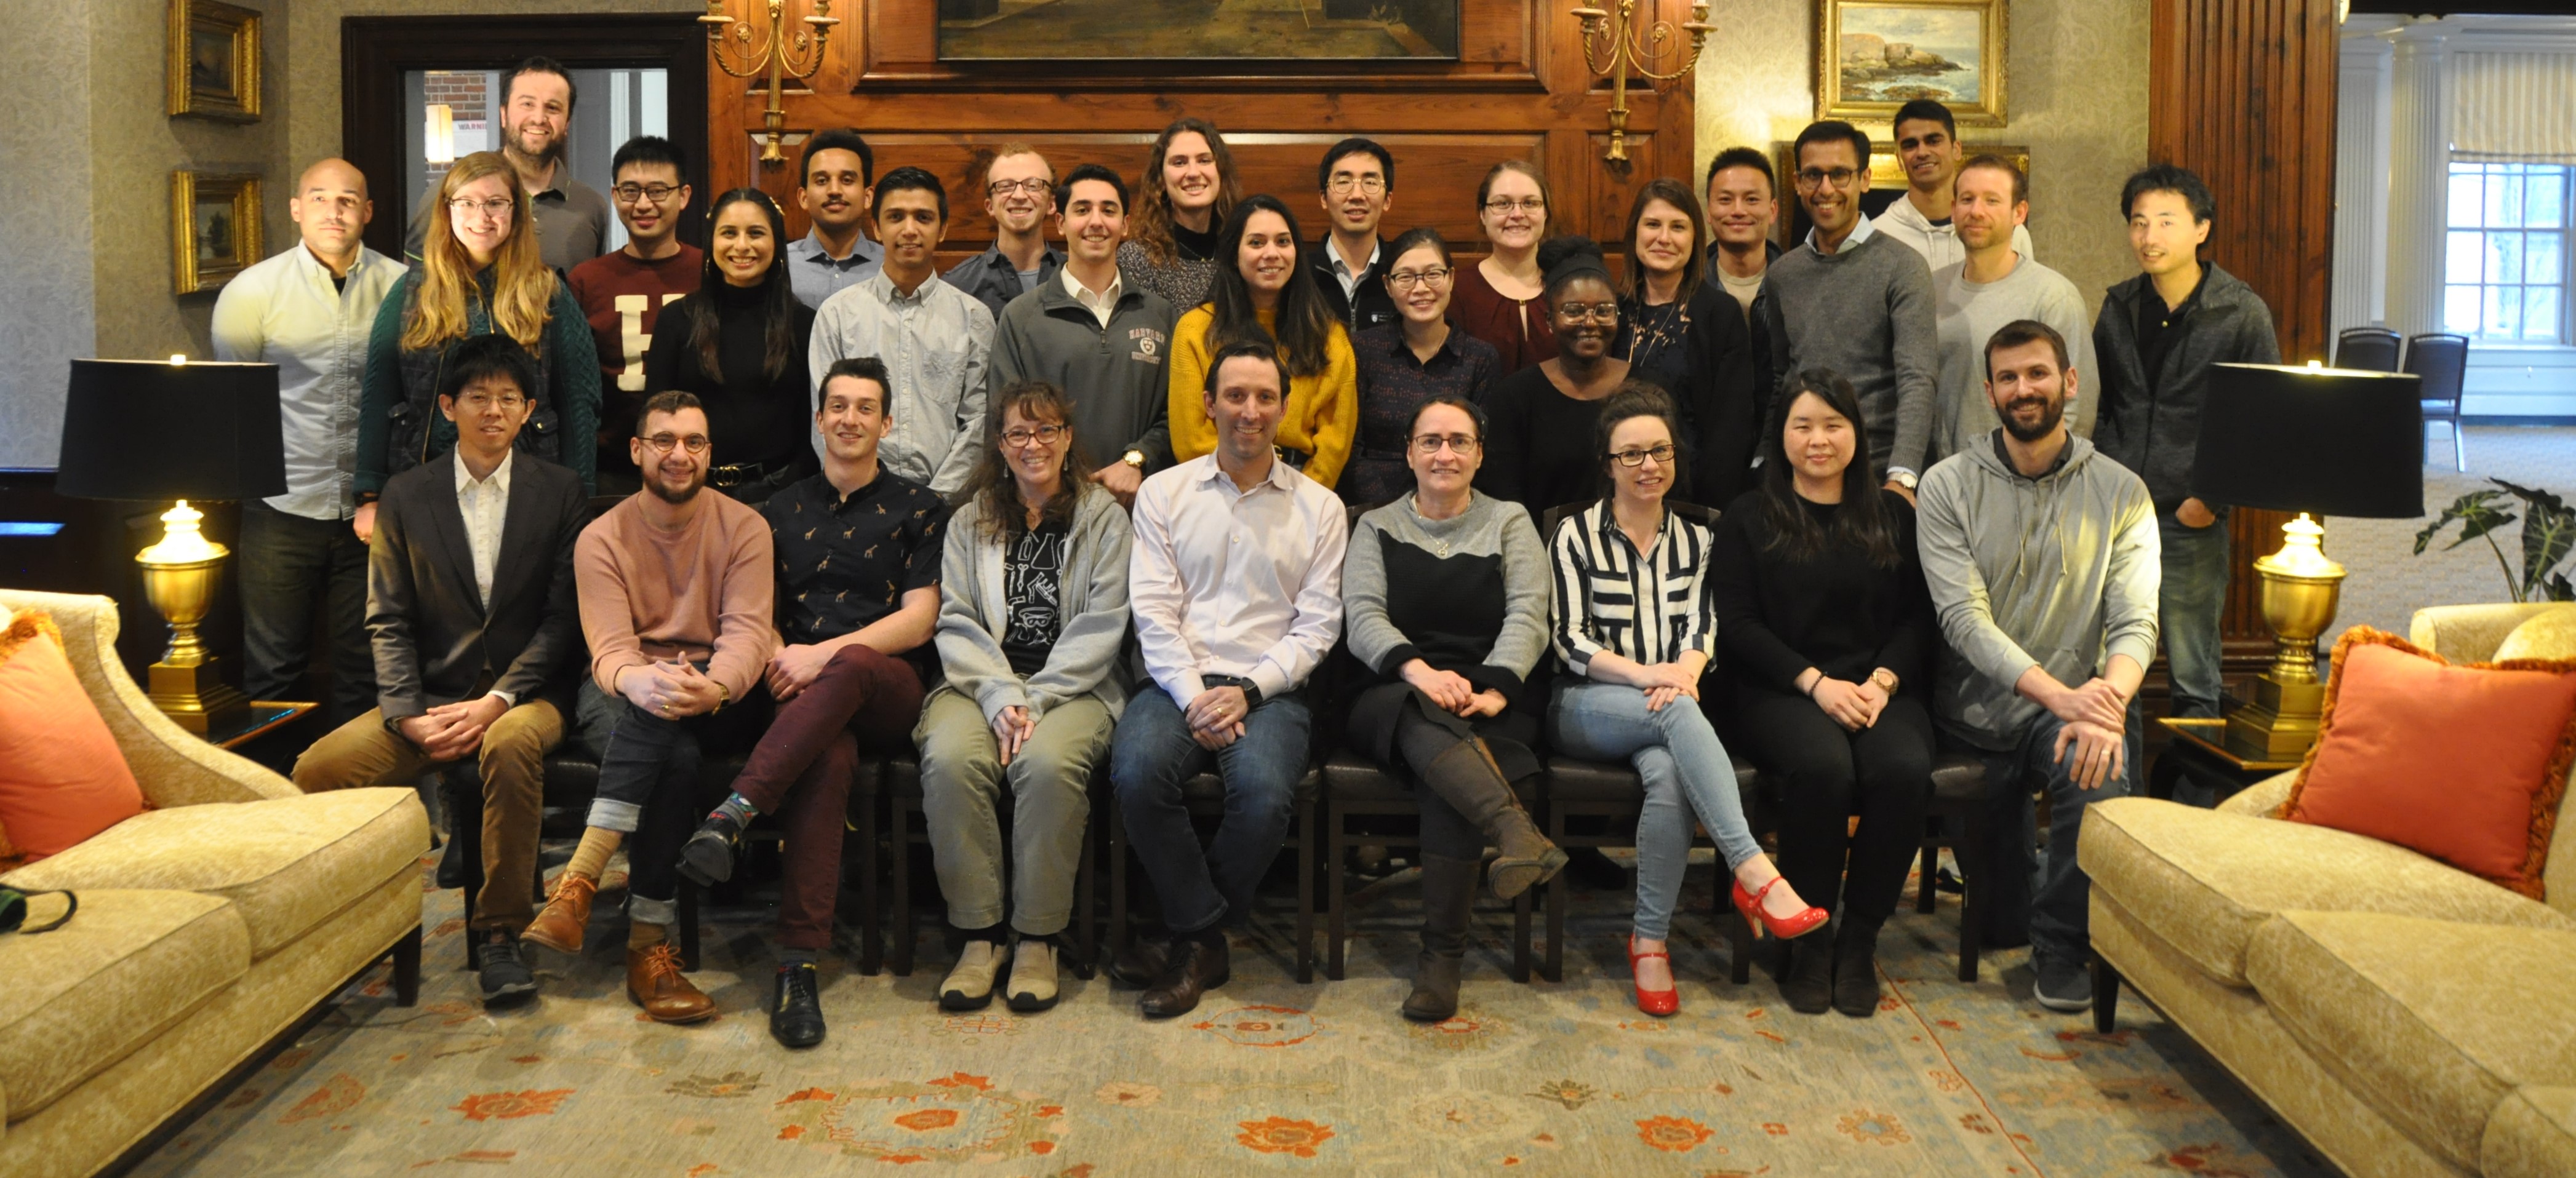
left=523, top=389, right=777, bottom=1024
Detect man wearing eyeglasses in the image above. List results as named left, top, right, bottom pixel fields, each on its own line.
left=569, top=137, right=702, bottom=493
left=1308, top=138, right=1400, bottom=336
left=291, top=334, right=588, bottom=1009
left=945, top=145, right=1065, bottom=322
left=1764, top=120, right=1940, bottom=503
left=404, top=57, right=608, bottom=273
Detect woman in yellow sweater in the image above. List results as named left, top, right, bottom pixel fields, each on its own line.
left=1167, top=194, right=1358, bottom=489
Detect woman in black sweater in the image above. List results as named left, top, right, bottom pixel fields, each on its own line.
left=1475, top=236, right=1639, bottom=517
left=645, top=188, right=817, bottom=504
left=1710, top=367, right=1935, bottom=1019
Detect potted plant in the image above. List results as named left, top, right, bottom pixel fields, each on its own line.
left=2413, top=478, right=2575, bottom=603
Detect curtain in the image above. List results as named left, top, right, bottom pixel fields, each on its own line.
left=2451, top=52, right=2576, bottom=163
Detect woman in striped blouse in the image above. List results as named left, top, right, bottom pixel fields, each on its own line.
left=1546, top=384, right=1826, bottom=1016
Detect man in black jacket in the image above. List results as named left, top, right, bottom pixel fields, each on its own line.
left=293, top=333, right=590, bottom=1006
left=2091, top=165, right=2280, bottom=728
left=1307, top=137, right=1399, bottom=336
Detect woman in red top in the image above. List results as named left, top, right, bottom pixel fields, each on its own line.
left=1449, top=161, right=1557, bottom=375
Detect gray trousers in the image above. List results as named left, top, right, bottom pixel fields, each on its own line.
left=914, top=686, right=1113, bottom=937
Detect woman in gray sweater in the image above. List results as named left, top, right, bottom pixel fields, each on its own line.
left=1343, top=396, right=1566, bottom=1022
left=919, top=380, right=1134, bottom=1014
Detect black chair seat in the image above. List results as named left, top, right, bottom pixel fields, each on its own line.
left=1930, top=754, right=1988, bottom=802
left=1543, top=757, right=1761, bottom=804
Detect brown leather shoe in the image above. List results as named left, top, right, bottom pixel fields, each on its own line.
left=626, top=943, right=716, bottom=1024
left=1138, top=935, right=1228, bottom=1019
left=520, top=873, right=596, bottom=953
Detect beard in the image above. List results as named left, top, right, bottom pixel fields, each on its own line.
left=1999, top=393, right=2066, bottom=443
left=504, top=118, right=566, bottom=167
left=645, top=467, right=706, bottom=504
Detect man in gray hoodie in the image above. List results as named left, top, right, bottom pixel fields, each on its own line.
left=1917, top=319, right=2160, bottom=1014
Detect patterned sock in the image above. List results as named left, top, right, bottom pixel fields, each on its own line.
left=628, top=921, right=668, bottom=950
left=565, top=827, right=623, bottom=883
left=709, top=792, right=760, bottom=826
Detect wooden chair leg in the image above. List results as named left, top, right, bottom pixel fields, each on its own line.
left=2092, top=950, right=2122, bottom=1032
left=391, top=923, right=422, bottom=1006
left=1542, top=812, right=1567, bottom=984
left=1956, top=811, right=1988, bottom=983
left=1511, top=886, right=1532, bottom=984
left=890, top=798, right=916, bottom=977
left=1326, top=798, right=1348, bottom=981
left=1107, top=794, right=1130, bottom=961
left=1726, top=889, right=1754, bottom=985
left=1295, top=794, right=1315, bottom=985
left=1916, top=838, right=1938, bottom=913
left=677, top=884, right=701, bottom=972
left=1071, top=797, right=1098, bottom=979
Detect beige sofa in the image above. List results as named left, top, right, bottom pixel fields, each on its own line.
left=0, top=590, right=426, bottom=1178
left=2081, top=603, right=2576, bottom=1178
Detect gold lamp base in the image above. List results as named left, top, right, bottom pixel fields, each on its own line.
left=135, top=499, right=249, bottom=736
left=2225, top=512, right=2343, bottom=758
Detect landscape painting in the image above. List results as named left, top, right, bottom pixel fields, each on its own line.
left=940, top=0, right=1460, bottom=61
left=1818, top=0, right=2007, bottom=126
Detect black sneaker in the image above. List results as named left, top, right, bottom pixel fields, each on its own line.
left=770, top=961, right=826, bottom=1048
left=478, top=931, right=537, bottom=1004
left=676, top=813, right=745, bottom=887
left=2033, top=953, right=2093, bottom=1013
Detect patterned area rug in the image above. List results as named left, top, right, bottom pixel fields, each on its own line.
left=130, top=850, right=2334, bottom=1177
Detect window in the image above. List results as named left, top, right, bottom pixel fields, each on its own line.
left=2444, top=161, right=2570, bottom=344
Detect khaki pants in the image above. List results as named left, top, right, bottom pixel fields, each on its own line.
left=914, top=687, right=1111, bottom=937
left=294, top=701, right=562, bottom=931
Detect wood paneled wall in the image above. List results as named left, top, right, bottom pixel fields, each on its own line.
left=705, top=0, right=1704, bottom=265
left=2148, top=0, right=2342, bottom=682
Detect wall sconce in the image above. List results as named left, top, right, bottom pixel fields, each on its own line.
left=704, top=0, right=840, bottom=167
left=1571, top=0, right=1714, bottom=163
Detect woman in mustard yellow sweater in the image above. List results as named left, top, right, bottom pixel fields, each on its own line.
left=1167, top=194, right=1358, bottom=489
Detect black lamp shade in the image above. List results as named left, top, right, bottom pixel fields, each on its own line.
left=2190, top=363, right=2425, bottom=520
left=54, top=358, right=286, bottom=502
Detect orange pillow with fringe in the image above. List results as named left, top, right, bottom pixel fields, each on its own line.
left=2279, top=627, right=2576, bottom=899
left=0, top=610, right=144, bottom=859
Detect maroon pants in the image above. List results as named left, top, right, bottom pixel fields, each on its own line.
left=733, top=644, right=925, bottom=949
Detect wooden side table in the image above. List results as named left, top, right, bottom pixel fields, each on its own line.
left=201, top=701, right=315, bottom=750
left=2150, top=717, right=2303, bottom=803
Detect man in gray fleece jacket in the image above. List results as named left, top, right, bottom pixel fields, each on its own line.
left=1917, top=319, right=2160, bottom=1014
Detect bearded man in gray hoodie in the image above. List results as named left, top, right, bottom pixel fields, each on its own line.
left=1916, top=318, right=2160, bottom=1014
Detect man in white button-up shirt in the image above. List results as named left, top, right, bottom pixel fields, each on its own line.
left=212, top=158, right=407, bottom=723
left=1109, top=340, right=1348, bottom=1021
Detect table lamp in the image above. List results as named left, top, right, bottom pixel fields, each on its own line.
left=2191, top=362, right=2425, bottom=757
left=54, top=356, right=285, bottom=734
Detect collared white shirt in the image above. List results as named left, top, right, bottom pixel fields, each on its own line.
left=454, top=448, right=516, bottom=705
left=1128, top=454, right=1348, bottom=707
left=210, top=243, right=407, bottom=520
left=785, top=227, right=884, bottom=309
left=1064, top=265, right=1123, bottom=329
left=1806, top=210, right=1879, bottom=256
left=807, top=271, right=994, bottom=494
left=1328, top=238, right=1381, bottom=301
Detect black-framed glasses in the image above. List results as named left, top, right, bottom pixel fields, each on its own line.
left=987, top=178, right=1052, bottom=197
left=641, top=432, right=710, bottom=455
left=1326, top=175, right=1388, bottom=196
left=1483, top=197, right=1546, bottom=215
left=1609, top=444, right=1676, bottom=467
left=1554, top=302, right=1620, bottom=324
left=1001, top=423, right=1066, bottom=448
left=1386, top=266, right=1452, bottom=290
left=612, top=183, right=681, bottom=204
left=1410, top=433, right=1479, bottom=455
left=1795, top=167, right=1862, bottom=189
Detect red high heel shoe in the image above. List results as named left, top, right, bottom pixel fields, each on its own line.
left=1628, top=935, right=1680, bottom=1017
left=1732, top=876, right=1829, bottom=941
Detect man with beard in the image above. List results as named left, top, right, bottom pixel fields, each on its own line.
left=406, top=57, right=608, bottom=273
left=945, top=145, right=1064, bottom=321
left=1916, top=319, right=2158, bottom=1016
left=1929, top=156, right=2095, bottom=464
left=1875, top=100, right=2036, bottom=274
left=521, top=391, right=777, bottom=1026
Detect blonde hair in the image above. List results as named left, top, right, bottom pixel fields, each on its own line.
left=402, top=151, right=555, bottom=353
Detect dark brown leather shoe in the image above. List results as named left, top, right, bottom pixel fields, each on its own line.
left=1138, top=935, right=1228, bottom=1019
left=1106, top=936, right=1170, bottom=990
left=520, top=873, right=596, bottom=954
left=627, top=943, right=716, bottom=1024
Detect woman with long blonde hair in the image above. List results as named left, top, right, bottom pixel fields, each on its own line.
left=357, top=151, right=601, bottom=533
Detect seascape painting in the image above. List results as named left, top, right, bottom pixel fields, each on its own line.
left=940, top=0, right=1460, bottom=61
left=1818, top=0, right=2006, bottom=125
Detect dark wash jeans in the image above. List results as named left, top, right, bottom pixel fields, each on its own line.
left=1953, top=698, right=2143, bottom=969
left=1110, top=685, right=1312, bottom=937
left=239, top=499, right=374, bottom=723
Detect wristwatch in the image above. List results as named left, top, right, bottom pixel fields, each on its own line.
left=1870, top=668, right=1900, bottom=693
left=1122, top=448, right=1146, bottom=470
left=1887, top=469, right=1919, bottom=490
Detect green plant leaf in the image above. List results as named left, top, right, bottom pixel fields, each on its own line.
left=2411, top=489, right=2514, bottom=555
left=2546, top=571, right=2575, bottom=602
left=2492, top=478, right=2576, bottom=600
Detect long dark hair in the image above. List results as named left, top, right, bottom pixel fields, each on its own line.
left=1130, top=117, right=1243, bottom=268
left=958, top=380, right=1097, bottom=541
left=684, top=188, right=798, bottom=383
left=1208, top=194, right=1338, bottom=377
left=1755, top=367, right=1903, bottom=568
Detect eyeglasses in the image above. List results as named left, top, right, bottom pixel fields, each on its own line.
left=611, top=183, right=681, bottom=204
left=1609, top=444, right=1676, bottom=468
left=1554, top=302, right=1620, bottom=324
left=1326, top=175, right=1388, bottom=196
left=448, top=197, right=516, bottom=218
left=1795, top=167, right=1863, bottom=189
left=987, top=178, right=1052, bottom=197
left=1001, top=423, right=1066, bottom=448
left=641, top=432, right=710, bottom=455
left=455, top=391, right=527, bottom=411
left=1386, top=266, right=1452, bottom=290
left=1410, top=433, right=1479, bottom=455
left=1483, top=197, right=1546, bottom=215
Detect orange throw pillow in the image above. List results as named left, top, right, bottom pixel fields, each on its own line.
left=2280, top=627, right=2576, bottom=899
left=0, top=610, right=145, bottom=859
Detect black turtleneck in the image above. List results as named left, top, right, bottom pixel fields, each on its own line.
left=1171, top=219, right=1222, bottom=263
left=644, top=278, right=817, bottom=468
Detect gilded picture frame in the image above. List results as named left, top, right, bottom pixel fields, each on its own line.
left=172, top=171, right=263, bottom=295
left=168, top=0, right=262, bottom=122
left=1817, top=0, right=2006, bottom=127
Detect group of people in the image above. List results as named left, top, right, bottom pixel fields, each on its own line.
left=209, top=55, right=2279, bottom=1050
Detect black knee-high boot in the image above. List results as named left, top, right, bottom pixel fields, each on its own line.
left=1402, top=854, right=1479, bottom=1022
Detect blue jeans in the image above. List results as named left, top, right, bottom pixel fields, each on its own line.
left=239, top=500, right=373, bottom=724
left=2159, top=512, right=2231, bottom=718
left=1967, top=699, right=2142, bottom=968
left=1549, top=680, right=1761, bottom=941
left=1110, top=685, right=1311, bottom=937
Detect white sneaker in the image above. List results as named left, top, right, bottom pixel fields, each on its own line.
left=1006, top=939, right=1060, bottom=1013
left=938, top=940, right=1009, bottom=1011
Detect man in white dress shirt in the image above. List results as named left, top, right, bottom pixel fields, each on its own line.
left=1109, top=338, right=1348, bottom=1021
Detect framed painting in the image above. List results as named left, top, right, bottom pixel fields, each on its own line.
left=168, top=0, right=262, bottom=122
left=1817, top=0, right=2005, bottom=127
left=937, top=0, right=1461, bottom=62
left=172, top=171, right=263, bottom=295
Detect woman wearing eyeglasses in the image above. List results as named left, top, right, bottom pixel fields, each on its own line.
left=1340, top=228, right=1500, bottom=506
left=1450, top=161, right=1556, bottom=373
left=359, top=150, right=602, bottom=539
left=1476, top=236, right=1638, bottom=518
left=644, top=189, right=818, bottom=505
left=916, top=379, right=1132, bottom=1014
left=1342, top=395, right=1562, bottom=1022
left=1547, top=384, right=1827, bottom=1017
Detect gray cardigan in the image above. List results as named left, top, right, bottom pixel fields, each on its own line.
left=932, top=482, right=1133, bottom=724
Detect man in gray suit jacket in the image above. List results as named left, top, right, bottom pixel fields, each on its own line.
left=293, top=333, right=590, bottom=1008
